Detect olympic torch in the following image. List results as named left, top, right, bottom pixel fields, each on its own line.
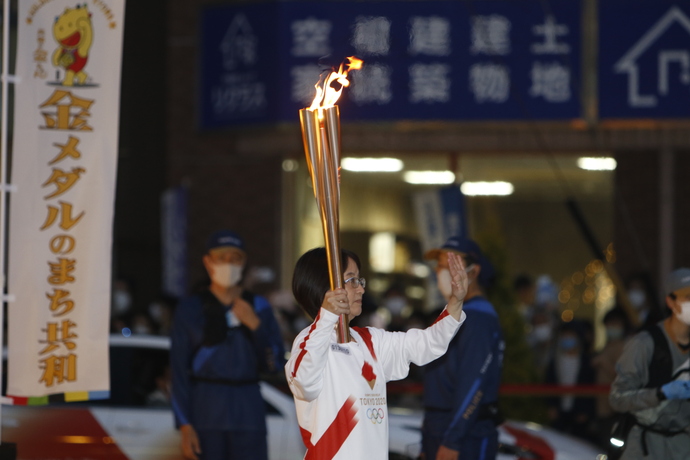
left=299, top=57, right=362, bottom=343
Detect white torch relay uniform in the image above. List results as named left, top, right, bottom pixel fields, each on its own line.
left=286, top=307, right=465, bottom=460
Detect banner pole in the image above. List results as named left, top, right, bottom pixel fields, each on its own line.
left=0, top=0, right=11, bottom=445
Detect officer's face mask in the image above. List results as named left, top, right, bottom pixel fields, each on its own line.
left=211, top=262, right=243, bottom=288
left=675, top=301, right=690, bottom=326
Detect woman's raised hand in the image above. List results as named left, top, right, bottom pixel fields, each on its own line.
left=446, top=252, right=468, bottom=318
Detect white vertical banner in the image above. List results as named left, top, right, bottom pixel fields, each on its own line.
left=7, top=0, right=125, bottom=402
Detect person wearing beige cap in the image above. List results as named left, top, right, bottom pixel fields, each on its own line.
left=608, top=268, right=690, bottom=459
left=421, top=236, right=504, bottom=460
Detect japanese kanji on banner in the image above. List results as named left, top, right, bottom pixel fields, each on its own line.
left=7, top=0, right=125, bottom=403
left=200, top=0, right=581, bottom=127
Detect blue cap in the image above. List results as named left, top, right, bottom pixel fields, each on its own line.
left=206, top=230, right=245, bottom=253
left=666, top=268, right=690, bottom=295
left=424, top=236, right=495, bottom=287
left=424, top=236, right=481, bottom=261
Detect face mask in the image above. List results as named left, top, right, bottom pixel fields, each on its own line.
left=133, top=324, right=151, bottom=334
left=384, top=296, right=406, bottom=315
left=532, top=324, right=552, bottom=343
left=211, top=262, right=243, bottom=288
left=465, top=264, right=476, bottom=281
left=437, top=269, right=453, bottom=300
left=675, top=301, right=690, bottom=326
left=559, top=336, right=578, bottom=351
left=606, top=327, right=624, bottom=342
left=149, top=302, right=163, bottom=322
left=628, top=289, right=646, bottom=309
left=113, top=290, right=132, bottom=315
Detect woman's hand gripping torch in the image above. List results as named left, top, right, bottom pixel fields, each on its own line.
left=298, top=57, right=362, bottom=343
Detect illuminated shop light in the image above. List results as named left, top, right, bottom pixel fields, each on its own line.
left=341, top=157, right=403, bottom=172
left=460, top=181, right=514, bottom=196
left=577, top=157, right=617, bottom=171
left=369, top=232, right=396, bottom=273
left=403, top=171, right=455, bottom=184
left=408, top=262, right=430, bottom=278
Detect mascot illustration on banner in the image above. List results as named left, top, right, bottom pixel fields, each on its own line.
left=51, top=4, right=93, bottom=86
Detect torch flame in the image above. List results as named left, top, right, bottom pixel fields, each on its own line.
left=309, top=56, right=363, bottom=110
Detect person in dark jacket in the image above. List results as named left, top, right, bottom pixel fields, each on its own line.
left=422, top=236, right=504, bottom=460
left=170, top=230, right=285, bottom=460
left=544, top=320, right=596, bottom=442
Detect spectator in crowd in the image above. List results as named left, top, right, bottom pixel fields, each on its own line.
left=577, top=318, right=596, bottom=355
left=285, top=247, right=467, bottom=459
left=148, top=294, right=176, bottom=336
left=625, top=272, right=662, bottom=329
left=535, top=275, right=560, bottom=312
left=381, top=285, right=410, bottom=331
left=170, top=230, right=285, bottom=460
left=527, top=306, right=556, bottom=378
left=267, top=288, right=306, bottom=351
left=422, top=236, right=504, bottom=460
left=609, top=268, right=690, bottom=459
left=147, top=364, right=172, bottom=407
left=131, top=312, right=154, bottom=335
left=544, top=321, right=596, bottom=443
left=591, top=306, right=631, bottom=447
left=111, top=278, right=135, bottom=332
left=514, top=274, right=536, bottom=323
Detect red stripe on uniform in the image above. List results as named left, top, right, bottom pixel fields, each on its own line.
left=431, top=308, right=450, bottom=325
left=352, top=327, right=377, bottom=361
left=291, top=311, right=321, bottom=378
left=300, top=426, right=313, bottom=450
left=303, top=396, right=359, bottom=460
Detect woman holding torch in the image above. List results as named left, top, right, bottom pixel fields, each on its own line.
left=285, top=247, right=468, bottom=459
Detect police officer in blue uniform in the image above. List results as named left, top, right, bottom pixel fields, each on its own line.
left=422, top=236, right=504, bottom=460
left=171, top=230, right=285, bottom=460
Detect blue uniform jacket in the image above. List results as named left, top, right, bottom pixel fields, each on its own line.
left=170, top=289, right=285, bottom=432
left=423, top=296, right=504, bottom=450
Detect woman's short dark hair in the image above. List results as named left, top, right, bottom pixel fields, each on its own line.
left=292, top=247, right=361, bottom=320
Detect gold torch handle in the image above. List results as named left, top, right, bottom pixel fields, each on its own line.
left=299, top=106, right=350, bottom=343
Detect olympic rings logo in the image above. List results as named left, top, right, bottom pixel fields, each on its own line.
left=366, top=408, right=385, bottom=424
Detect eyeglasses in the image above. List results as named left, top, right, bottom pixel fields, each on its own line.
left=344, top=276, right=366, bottom=288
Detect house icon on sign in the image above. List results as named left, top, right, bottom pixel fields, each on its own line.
left=220, top=13, right=257, bottom=71
left=614, top=6, right=690, bottom=108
